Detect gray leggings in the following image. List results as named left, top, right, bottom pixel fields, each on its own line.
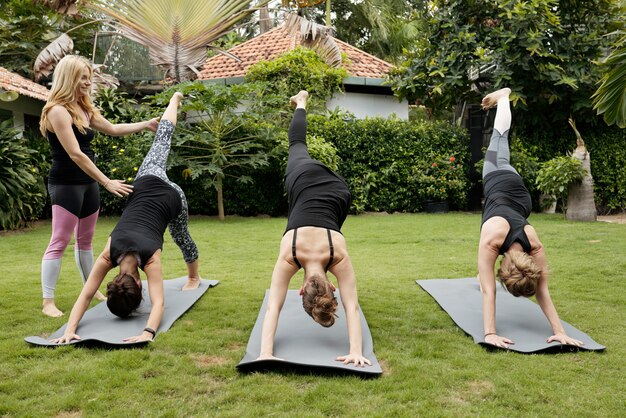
left=137, top=120, right=198, bottom=263
left=482, top=128, right=518, bottom=179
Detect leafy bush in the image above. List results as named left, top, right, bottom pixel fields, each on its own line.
left=0, top=121, right=47, bottom=230
left=586, top=128, right=626, bottom=212
left=535, top=156, right=585, bottom=206
left=416, top=155, right=468, bottom=203
left=246, top=47, right=347, bottom=116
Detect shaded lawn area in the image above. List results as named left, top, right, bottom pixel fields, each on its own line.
left=0, top=213, right=623, bottom=416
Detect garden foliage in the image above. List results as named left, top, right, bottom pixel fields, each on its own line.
left=0, top=121, right=48, bottom=230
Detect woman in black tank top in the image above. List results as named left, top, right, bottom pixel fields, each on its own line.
left=478, top=88, right=582, bottom=349
left=51, top=93, right=202, bottom=345
left=258, top=91, right=371, bottom=368
left=39, top=55, right=160, bottom=318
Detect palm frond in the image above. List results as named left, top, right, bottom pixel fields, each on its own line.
left=284, top=13, right=342, bottom=68
left=33, top=33, right=74, bottom=81
left=592, top=34, right=626, bottom=128
left=83, top=0, right=270, bottom=82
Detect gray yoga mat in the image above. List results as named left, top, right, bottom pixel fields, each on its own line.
left=237, top=290, right=382, bottom=375
left=25, top=277, right=219, bottom=347
left=417, top=278, right=605, bottom=353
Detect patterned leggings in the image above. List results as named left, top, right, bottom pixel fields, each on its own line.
left=137, top=120, right=198, bottom=263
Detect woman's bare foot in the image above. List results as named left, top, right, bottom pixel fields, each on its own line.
left=183, top=277, right=201, bottom=291
left=481, top=87, right=511, bottom=110
left=94, top=290, right=107, bottom=301
left=290, top=90, right=309, bottom=109
left=42, top=299, right=63, bottom=317
left=172, top=92, right=184, bottom=106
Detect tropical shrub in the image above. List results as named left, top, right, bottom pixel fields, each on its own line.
left=0, top=121, right=47, bottom=230
left=535, top=156, right=585, bottom=209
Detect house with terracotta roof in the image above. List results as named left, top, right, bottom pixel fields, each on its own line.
left=0, top=67, right=49, bottom=133
left=198, top=27, right=408, bottom=119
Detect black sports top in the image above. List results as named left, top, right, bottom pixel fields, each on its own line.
left=109, top=175, right=182, bottom=269
left=284, top=160, right=351, bottom=233
left=47, top=125, right=96, bottom=185
left=481, top=170, right=532, bottom=254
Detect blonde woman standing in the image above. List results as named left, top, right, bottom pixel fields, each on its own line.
left=39, top=55, right=159, bottom=317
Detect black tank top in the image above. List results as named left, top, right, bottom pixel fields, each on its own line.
left=47, top=125, right=96, bottom=185
left=284, top=160, right=351, bottom=233
left=109, top=176, right=182, bottom=269
left=481, top=170, right=532, bottom=254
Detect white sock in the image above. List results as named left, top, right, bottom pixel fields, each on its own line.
left=42, top=258, right=62, bottom=299
left=74, top=249, right=94, bottom=284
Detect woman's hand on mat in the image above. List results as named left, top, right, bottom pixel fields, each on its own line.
left=104, top=179, right=133, bottom=197
left=51, top=332, right=80, bottom=344
left=485, top=334, right=514, bottom=348
left=123, top=332, right=154, bottom=343
left=547, top=333, right=584, bottom=347
left=336, top=353, right=371, bottom=367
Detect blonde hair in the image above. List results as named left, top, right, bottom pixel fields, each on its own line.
left=497, top=251, right=542, bottom=297
left=39, top=55, right=99, bottom=136
left=302, top=273, right=338, bottom=327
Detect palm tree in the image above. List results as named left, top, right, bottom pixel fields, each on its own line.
left=566, top=118, right=597, bottom=222
left=84, top=0, right=271, bottom=82
left=592, top=33, right=626, bottom=128
left=35, top=0, right=270, bottom=83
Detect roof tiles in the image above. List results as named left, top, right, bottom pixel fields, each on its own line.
left=198, top=27, right=393, bottom=81
left=0, top=67, right=49, bottom=101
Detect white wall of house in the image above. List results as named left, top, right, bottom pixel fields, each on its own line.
left=327, top=91, right=409, bottom=120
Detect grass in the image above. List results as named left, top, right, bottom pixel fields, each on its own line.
left=0, top=213, right=624, bottom=417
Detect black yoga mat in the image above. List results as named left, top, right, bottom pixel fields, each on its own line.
left=25, top=277, right=219, bottom=347
left=417, top=278, right=605, bottom=353
left=237, top=290, right=382, bottom=375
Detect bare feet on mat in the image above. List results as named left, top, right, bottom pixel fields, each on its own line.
left=290, top=90, right=309, bottom=108
left=257, top=354, right=284, bottom=361
left=481, top=87, right=511, bottom=110
left=42, top=299, right=63, bottom=317
left=94, top=290, right=107, bottom=301
left=183, top=277, right=201, bottom=291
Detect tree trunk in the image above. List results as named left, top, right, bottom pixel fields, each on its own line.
left=259, top=6, right=272, bottom=34
left=217, top=176, right=225, bottom=221
left=566, top=148, right=596, bottom=221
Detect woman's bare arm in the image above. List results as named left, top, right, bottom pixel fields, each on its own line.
left=258, top=257, right=298, bottom=360
left=123, top=254, right=164, bottom=343
left=478, top=220, right=514, bottom=348
left=530, top=242, right=583, bottom=346
left=51, top=239, right=114, bottom=343
left=90, top=112, right=159, bottom=136
left=331, top=255, right=371, bottom=367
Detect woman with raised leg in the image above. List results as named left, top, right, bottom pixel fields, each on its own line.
left=52, top=92, right=201, bottom=344
left=478, top=87, right=583, bottom=349
left=258, top=91, right=370, bottom=367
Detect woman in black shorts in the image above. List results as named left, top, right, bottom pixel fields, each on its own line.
left=478, top=87, right=583, bottom=349
left=258, top=91, right=370, bottom=367
left=52, top=92, right=202, bottom=344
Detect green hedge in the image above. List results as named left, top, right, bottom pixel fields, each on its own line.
left=586, top=128, right=626, bottom=212
left=308, top=115, right=471, bottom=213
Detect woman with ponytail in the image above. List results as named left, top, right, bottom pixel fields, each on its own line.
left=39, top=55, right=159, bottom=317
left=258, top=91, right=370, bottom=367
left=478, top=88, right=583, bottom=349
left=52, top=92, right=201, bottom=344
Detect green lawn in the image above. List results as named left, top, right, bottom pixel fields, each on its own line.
left=0, top=213, right=623, bottom=417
